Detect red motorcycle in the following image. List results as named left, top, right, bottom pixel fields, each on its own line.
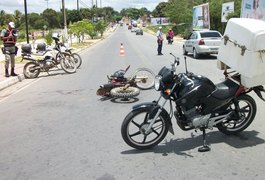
left=96, top=65, right=155, bottom=99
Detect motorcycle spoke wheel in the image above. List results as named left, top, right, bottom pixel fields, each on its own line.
left=110, top=86, right=140, bottom=99
left=121, top=107, right=169, bottom=150
left=132, top=68, right=155, bottom=90
left=23, top=62, right=40, bottom=79
left=60, top=55, right=77, bottom=74
left=72, top=53, right=82, bottom=68
left=217, top=95, right=256, bottom=135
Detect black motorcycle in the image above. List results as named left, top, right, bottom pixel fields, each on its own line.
left=121, top=53, right=265, bottom=152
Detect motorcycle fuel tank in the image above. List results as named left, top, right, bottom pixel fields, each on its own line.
left=175, top=73, right=216, bottom=110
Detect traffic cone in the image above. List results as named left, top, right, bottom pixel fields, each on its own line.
left=119, top=43, right=125, bottom=56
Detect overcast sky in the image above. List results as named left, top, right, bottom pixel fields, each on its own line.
left=0, top=0, right=167, bottom=14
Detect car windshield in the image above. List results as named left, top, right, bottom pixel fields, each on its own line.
left=200, top=32, right=221, bottom=38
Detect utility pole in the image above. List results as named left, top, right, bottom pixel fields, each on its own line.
left=77, top=0, right=79, bottom=11
left=62, top=0, right=68, bottom=43
left=24, top=0, right=29, bottom=43
left=44, top=0, right=49, bottom=9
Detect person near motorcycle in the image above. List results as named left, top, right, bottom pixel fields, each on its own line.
left=156, top=26, right=164, bottom=55
left=0, top=22, right=18, bottom=77
left=166, top=28, right=174, bottom=44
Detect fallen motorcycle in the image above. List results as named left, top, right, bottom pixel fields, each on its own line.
left=22, top=37, right=77, bottom=79
left=121, top=53, right=265, bottom=152
left=96, top=65, right=155, bottom=99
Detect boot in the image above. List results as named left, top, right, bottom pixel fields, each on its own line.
left=5, top=68, right=9, bottom=77
left=10, top=67, right=18, bottom=76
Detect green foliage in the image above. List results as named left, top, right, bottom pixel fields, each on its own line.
left=95, top=20, right=107, bottom=37
left=45, top=32, right=53, bottom=45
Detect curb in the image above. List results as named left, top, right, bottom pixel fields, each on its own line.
left=0, top=74, right=25, bottom=91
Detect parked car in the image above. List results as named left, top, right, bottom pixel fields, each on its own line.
left=183, top=30, right=222, bottom=59
left=131, top=27, right=139, bottom=32
left=136, top=28, right=143, bottom=35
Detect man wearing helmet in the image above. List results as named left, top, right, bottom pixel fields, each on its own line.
left=0, top=22, right=18, bottom=77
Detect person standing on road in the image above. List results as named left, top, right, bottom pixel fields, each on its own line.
left=0, top=22, right=18, bottom=77
left=156, top=26, right=164, bottom=55
left=32, top=32, right=36, bottom=49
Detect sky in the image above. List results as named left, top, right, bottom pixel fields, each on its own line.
left=0, top=0, right=168, bottom=14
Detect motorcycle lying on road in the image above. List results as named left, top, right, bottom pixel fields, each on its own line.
left=96, top=65, right=155, bottom=99
left=22, top=37, right=77, bottom=79
left=121, top=53, right=265, bottom=152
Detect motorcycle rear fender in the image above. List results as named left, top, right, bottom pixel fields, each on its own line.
left=132, top=102, right=174, bottom=135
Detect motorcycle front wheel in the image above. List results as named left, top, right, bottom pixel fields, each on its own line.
left=110, top=86, right=140, bottom=99
left=23, top=62, right=40, bottom=79
left=71, top=53, right=82, bottom=69
left=60, top=54, right=77, bottom=74
left=217, top=94, right=257, bottom=135
left=132, top=68, right=155, bottom=90
left=121, top=107, right=169, bottom=150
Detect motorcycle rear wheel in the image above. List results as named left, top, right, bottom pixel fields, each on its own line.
left=23, top=62, right=40, bottom=79
left=217, top=94, right=256, bottom=135
left=60, top=54, right=77, bottom=74
left=110, top=86, right=140, bottom=99
left=121, top=107, right=169, bottom=150
left=131, top=68, right=155, bottom=90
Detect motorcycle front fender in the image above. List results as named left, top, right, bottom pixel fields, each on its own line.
left=132, top=102, right=174, bottom=135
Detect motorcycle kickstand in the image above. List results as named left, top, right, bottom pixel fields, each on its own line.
left=198, top=128, right=211, bottom=152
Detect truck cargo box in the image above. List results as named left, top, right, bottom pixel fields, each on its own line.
left=217, top=18, right=265, bottom=87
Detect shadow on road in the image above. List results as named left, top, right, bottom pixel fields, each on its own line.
left=121, top=130, right=264, bottom=156
left=185, top=54, right=217, bottom=60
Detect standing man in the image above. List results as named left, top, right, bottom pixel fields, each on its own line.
left=0, top=22, right=18, bottom=77
left=156, top=26, right=164, bottom=55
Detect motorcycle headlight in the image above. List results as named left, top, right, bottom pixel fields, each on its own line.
left=154, top=75, right=162, bottom=91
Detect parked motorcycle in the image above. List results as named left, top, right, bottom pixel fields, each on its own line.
left=22, top=37, right=77, bottom=79
left=121, top=53, right=265, bottom=152
left=58, top=40, right=82, bottom=68
left=96, top=65, right=155, bottom=99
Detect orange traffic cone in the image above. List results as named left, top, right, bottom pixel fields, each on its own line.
left=119, top=43, right=125, bottom=56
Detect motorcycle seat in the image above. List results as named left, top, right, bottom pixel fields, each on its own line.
left=211, top=78, right=240, bottom=100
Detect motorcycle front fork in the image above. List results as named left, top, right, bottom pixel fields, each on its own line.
left=145, top=96, right=168, bottom=134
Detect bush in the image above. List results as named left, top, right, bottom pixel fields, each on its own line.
left=45, top=32, right=53, bottom=45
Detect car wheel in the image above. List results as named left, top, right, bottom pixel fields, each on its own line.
left=193, top=48, right=199, bottom=59
left=183, top=46, right=188, bottom=55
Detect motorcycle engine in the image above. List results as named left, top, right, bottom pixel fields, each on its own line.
left=182, top=107, right=211, bottom=128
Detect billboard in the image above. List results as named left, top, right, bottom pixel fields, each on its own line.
left=150, top=17, right=169, bottom=26
left=241, top=0, right=265, bottom=21
left=222, top=2, right=234, bottom=22
left=193, top=3, right=210, bottom=30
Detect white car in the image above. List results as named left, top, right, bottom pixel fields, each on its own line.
left=183, top=30, right=222, bottom=59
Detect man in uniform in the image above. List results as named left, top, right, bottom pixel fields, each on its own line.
left=0, top=22, right=18, bottom=77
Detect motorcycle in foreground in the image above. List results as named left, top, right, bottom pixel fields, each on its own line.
left=121, top=53, right=265, bottom=152
left=96, top=65, right=155, bottom=99
left=22, top=37, right=77, bottom=78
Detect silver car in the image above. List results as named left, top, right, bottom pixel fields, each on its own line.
left=183, top=30, right=222, bottom=59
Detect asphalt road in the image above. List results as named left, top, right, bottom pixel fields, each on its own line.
left=1, top=26, right=265, bottom=180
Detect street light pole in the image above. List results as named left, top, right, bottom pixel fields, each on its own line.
left=62, top=0, right=68, bottom=43
left=24, top=0, right=29, bottom=44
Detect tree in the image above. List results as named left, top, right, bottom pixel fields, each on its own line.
left=152, top=2, right=168, bottom=17
left=41, top=8, right=60, bottom=29
left=67, top=9, right=82, bottom=24
left=95, top=20, right=107, bottom=37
